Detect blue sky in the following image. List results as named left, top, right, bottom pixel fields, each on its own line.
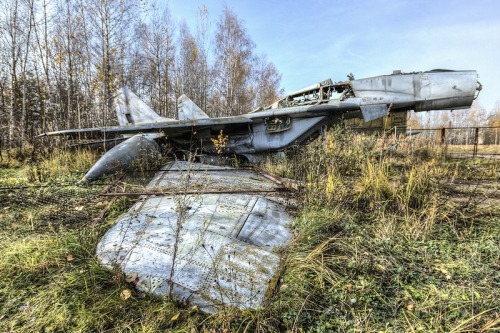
left=165, top=0, right=500, bottom=112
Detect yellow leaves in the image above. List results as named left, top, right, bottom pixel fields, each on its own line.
left=211, top=130, right=228, bottom=155
left=190, top=46, right=198, bottom=64
left=120, top=289, right=132, bottom=300
left=7, top=178, right=18, bottom=185
left=97, top=70, right=106, bottom=81
left=170, top=312, right=180, bottom=321
left=433, top=261, right=469, bottom=281
left=55, top=53, right=64, bottom=65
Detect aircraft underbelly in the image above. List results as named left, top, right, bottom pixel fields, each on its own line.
left=96, top=162, right=293, bottom=313
left=251, top=117, right=327, bottom=151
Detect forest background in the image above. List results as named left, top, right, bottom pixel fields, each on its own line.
left=1, top=0, right=499, bottom=150
left=0, top=0, right=284, bottom=149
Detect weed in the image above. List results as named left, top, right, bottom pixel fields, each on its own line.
left=355, top=159, right=394, bottom=208
left=24, top=148, right=98, bottom=183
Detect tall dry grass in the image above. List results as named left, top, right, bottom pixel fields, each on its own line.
left=266, top=128, right=499, bottom=332
left=1, top=130, right=499, bottom=332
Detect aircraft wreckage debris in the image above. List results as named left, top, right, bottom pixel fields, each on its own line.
left=96, top=161, right=294, bottom=313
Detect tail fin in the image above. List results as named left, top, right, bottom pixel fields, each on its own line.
left=115, top=87, right=174, bottom=125
left=177, top=94, right=210, bottom=120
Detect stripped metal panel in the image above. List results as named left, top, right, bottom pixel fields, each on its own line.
left=96, top=161, right=293, bottom=312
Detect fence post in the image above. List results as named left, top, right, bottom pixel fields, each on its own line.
left=473, top=127, right=479, bottom=157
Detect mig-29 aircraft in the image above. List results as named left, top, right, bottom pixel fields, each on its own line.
left=40, top=69, right=481, bottom=181
left=38, top=69, right=481, bottom=311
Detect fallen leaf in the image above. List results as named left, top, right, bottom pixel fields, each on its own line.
left=407, top=303, right=415, bottom=311
left=345, top=283, right=353, bottom=292
left=66, top=253, right=74, bottom=261
left=170, top=312, right=181, bottom=321
left=439, top=268, right=449, bottom=275
left=125, top=272, right=138, bottom=283
left=74, top=206, right=84, bottom=212
left=120, top=289, right=132, bottom=300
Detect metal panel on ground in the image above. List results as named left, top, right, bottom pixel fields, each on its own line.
left=96, top=161, right=294, bottom=312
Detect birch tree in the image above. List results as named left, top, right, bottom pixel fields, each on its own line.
left=3, top=0, right=21, bottom=147
left=253, top=57, right=283, bottom=108
left=86, top=0, right=138, bottom=126
left=212, top=8, right=255, bottom=116
left=140, top=4, right=176, bottom=118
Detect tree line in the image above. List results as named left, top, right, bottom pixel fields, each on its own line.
left=0, top=0, right=283, bottom=149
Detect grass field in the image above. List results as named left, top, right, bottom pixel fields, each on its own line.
left=0, top=131, right=499, bottom=332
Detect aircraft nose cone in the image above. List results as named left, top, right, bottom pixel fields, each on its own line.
left=81, top=134, right=160, bottom=181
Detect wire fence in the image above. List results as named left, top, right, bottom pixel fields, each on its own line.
left=393, top=126, right=500, bottom=159
left=0, top=185, right=106, bottom=233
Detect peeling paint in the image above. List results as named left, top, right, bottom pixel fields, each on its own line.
left=96, top=161, right=294, bottom=312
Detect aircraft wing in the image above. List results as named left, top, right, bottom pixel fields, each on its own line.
left=38, top=117, right=252, bottom=139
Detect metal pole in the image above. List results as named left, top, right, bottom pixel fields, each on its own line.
left=473, top=127, right=479, bottom=157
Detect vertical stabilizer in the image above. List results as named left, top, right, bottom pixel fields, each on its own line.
left=115, top=87, right=174, bottom=125
left=177, top=94, right=210, bottom=120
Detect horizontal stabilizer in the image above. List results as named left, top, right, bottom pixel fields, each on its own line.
left=177, top=95, right=210, bottom=120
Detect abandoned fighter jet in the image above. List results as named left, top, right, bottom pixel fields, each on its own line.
left=39, top=69, right=481, bottom=181
left=39, top=69, right=481, bottom=312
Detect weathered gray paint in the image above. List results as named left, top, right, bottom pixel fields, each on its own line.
left=350, top=70, right=478, bottom=111
left=115, top=87, right=174, bottom=125
left=360, top=104, right=388, bottom=122
left=82, top=134, right=160, bottom=181
left=96, top=162, right=294, bottom=312
left=40, top=70, right=481, bottom=179
left=250, top=117, right=327, bottom=151
left=177, top=94, right=210, bottom=120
